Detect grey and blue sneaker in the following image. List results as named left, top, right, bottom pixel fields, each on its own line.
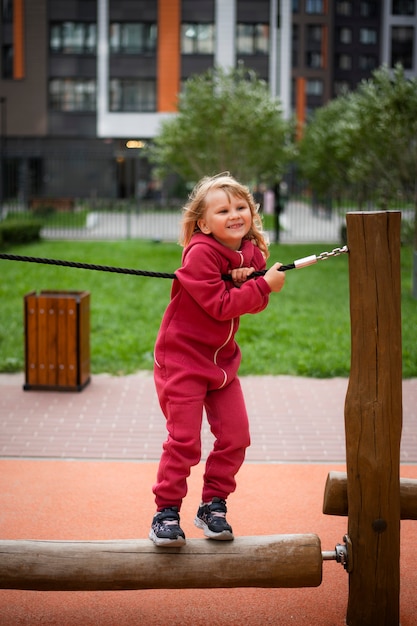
left=194, top=497, right=234, bottom=540
left=149, top=507, right=186, bottom=547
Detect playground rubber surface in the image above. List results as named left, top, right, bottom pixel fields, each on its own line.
left=1, top=373, right=416, bottom=625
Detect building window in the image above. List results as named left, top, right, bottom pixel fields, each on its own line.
left=50, top=22, right=96, bottom=54
left=359, top=54, right=378, bottom=70
left=110, top=23, right=157, bottom=54
left=236, top=23, right=269, bottom=55
left=306, top=51, right=323, bottom=68
left=307, top=25, right=323, bottom=44
left=306, top=0, right=323, bottom=13
left=391, top=26, right=414, bottom=68
left=306, top=79, right=323, bottom=96
left=360, top=2, right=378, bottom=16
left=49, top=79, right=96, bottom=111
left=392, top=1, right=415, bottom=15
left=336, top=1, right=353, bottom=15
left=2, top=44, right=13, bottom=78
left=292, top=0, right=299, bottom=12
left=181, top=23, right=214, bottom=54
left=337, top=53, right=352, bottom=70
left=339, top=27, right=352, bottom=44
left=2, top=0, right=12, bottom=20
left=360, top=28, right=377, bottom=45
left=292, top=23, right=299, bottom=66
left=110, top=79, right=156, bottom=112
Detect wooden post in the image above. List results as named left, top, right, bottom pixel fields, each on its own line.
left=344, top=211, right=402, bottom=626
left=0, top=534, right=322, bottom=591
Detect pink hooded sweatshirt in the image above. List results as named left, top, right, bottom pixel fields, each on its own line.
left=154, top=233, right=271, bottom=391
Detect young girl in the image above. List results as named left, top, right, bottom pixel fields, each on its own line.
left=149, top=173, right=285, bottom=546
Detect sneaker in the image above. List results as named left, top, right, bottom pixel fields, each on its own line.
left=194, top=497, right=234, bottom=540
left=149, top=507, right=186, bottom=547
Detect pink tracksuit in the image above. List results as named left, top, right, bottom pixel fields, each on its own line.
left=153, top=233, right=271, bottom=510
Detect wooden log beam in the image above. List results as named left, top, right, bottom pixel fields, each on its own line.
left=0, top=534, right=322, bottom=591
left=344, top=211, right=402, bottom=626
left=323, top=471, right=417, bottom=520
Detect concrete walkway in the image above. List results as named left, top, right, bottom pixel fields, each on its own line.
left=1, top=373, right=416, bottom=463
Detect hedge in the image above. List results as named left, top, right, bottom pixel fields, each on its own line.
left=0, top=219, right=43, bottom=247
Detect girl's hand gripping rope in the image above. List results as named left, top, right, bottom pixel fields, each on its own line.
left=229, top=263, right=285, bottom=291
left=263, top=262, right=286, bottom=292
left=229, top=266, right=256, bottom=288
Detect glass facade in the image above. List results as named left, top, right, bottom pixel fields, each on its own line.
left=109, top=22, right=157, bottom=54
left=391, top=26, right=414, bottom=68
left=236, top=24, right=269, bottom=55
left=49, top=78, right=97, bottom=111
left=181, top=23, right=214, bottom=54
left=110, top=79, right=156, bottom=112
left=392, top=0, right=415, bottom=15
left=50, top=22, right=97, bottom=54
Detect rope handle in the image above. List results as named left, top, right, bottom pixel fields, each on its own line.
left=0, top=247, right=348, bottom=280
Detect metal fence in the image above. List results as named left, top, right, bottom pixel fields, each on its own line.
left=0, top=154, right=414, bottom=245
left=1, top=199, right=348, bottom=245
left=36, top=201, right=346, bottom=244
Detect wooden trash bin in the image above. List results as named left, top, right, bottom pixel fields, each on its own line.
left=24, top=290, right=90, bottom=391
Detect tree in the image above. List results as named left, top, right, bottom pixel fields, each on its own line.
left=147, top=65, right=295, bottom=187
left=298, top=65, right=417, bottom=248
left=351, top=65, right=417, bottom=219
left=297, top=92, right=360, bottom=201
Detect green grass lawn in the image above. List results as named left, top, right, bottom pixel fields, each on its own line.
left=0, top=239, right=415, bottom=378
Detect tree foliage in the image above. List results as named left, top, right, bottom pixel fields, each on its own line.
left=297, top=94, right=359, bottom=199
left=147, top=65, right=295, bottom=186
left=298, top=66, right=417, bottom=232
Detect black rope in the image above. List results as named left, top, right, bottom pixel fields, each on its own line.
left=0, top=253, right=295, bottom=279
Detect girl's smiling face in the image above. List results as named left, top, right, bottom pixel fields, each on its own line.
left=197, top=188, right=253, bottom=250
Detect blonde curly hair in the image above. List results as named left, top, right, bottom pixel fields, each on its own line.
left=179, top=173, right=269, bottom=259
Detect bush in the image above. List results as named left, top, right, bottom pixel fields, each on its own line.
left=0, top=219, right=43, bottom=247
left=30, top=204, right=56, bottom=218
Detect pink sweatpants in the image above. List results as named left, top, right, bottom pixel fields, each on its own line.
left=152, top=369, right=250, bottom=511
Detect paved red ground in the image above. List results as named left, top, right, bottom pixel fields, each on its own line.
left=1, top=374, right=416, bottom=625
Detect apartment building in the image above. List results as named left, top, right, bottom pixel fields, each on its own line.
left=0, top=0, right=416, bottom=201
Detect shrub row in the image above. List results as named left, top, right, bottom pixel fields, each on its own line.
left=0, top=219, right=43, bottom=248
